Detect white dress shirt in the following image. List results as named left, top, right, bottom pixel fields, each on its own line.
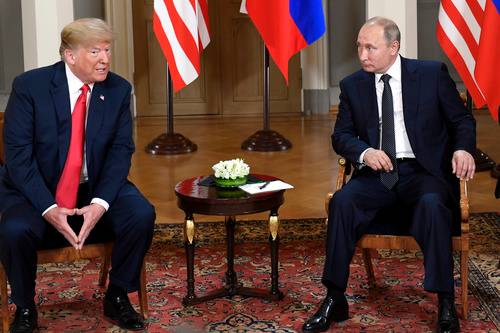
left=41, top=65, right=109, bottom=216
left=359, top=55, right=415, bottom=163
left=66, top=63, right=93, bottom=183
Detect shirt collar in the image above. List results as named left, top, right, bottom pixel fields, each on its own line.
left=65, top=63, right=94, bottom=94
left=375, top=55, right=401, bottom=83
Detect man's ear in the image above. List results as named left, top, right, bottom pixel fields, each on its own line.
left=390, top=40, right=400, bottom=55
left=64, top=49, right=76, bottom=65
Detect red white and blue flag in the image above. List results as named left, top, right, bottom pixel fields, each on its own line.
left=241, top=0, right=326, bottom=83
left=153, top=0, right=210, bottom=92
left=437, top=0, right=500, bottom=121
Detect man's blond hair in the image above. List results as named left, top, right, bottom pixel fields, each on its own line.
left=59, top=18, right=114, bottom=58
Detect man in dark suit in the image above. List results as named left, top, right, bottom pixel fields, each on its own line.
left=0, top=18, right=155, bottom=332
left=303, top=17, right=475, bottom=333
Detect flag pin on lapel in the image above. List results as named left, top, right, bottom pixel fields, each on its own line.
left=99, top=95, right=105, bottom=101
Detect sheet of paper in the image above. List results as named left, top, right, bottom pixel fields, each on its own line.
left=239, top=180, right=294, bottom=194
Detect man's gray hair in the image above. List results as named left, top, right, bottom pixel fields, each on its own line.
left=364, top=16, right=401, bottom=46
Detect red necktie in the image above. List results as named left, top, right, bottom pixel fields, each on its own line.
left=55, top=84, right=90, bottom=209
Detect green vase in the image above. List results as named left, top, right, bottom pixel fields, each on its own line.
left=216, top=188, right=246, bottom=198
left=214, top=175, right=248, bottom=188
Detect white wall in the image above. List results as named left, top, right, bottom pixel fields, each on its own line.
left=366, top=0, right=418, bottom=58
left=21, top=0, right=74, bottom=70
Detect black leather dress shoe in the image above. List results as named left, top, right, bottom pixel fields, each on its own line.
left=103, top=293, right=145, bottom=331
left=10, top=307, right=38, bottom=333
left=436, top=298, right=460, bottom=333
left=302, top=295, right=349, bottom=333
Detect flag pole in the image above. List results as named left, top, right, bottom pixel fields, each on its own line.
left=146, top=66, right=197, bottom=155
left=241, top=46, right=292, bottom=151
left=264, top=45, right=270, bottom=131
left=465, top=91, right=495, bottom=171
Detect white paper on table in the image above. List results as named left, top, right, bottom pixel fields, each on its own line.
left=239, top=180, right=294, bottom=194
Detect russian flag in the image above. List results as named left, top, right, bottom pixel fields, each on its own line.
left=243, top=0, right=326, bottom=83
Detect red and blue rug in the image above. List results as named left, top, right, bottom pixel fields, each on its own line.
left=4, top=213, right=499, bottom=332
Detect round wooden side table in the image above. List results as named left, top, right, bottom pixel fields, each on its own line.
left=175, top=174, right=286, bottom=306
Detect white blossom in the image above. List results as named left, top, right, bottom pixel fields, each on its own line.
left=212, top=158, right=250, bottom=179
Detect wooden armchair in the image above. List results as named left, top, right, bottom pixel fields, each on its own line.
left=0, top=243, right=148, bottom=332
left=326, top=157, right=470, bottom=319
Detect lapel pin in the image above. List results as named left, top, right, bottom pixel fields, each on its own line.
left=99, top=95, right=105, bottom=101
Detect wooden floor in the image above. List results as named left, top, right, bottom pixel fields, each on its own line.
left=130, top=111, right=499, bottom=224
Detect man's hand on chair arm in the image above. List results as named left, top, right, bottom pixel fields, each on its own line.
left=452, top=150, right=475, bottom=180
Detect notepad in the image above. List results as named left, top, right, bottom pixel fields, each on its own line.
left=239, top=180, right=294, bottom=194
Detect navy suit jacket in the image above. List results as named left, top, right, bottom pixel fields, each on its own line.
left=0, top=61, right=140, bottom=215
left=332, top=57, right=476, bottom=182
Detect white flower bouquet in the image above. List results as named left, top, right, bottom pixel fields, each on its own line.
left=212, top=158, right=250, bottom=187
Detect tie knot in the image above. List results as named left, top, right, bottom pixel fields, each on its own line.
left=81, top=84, right=90, bottom=95
left=381, top=74, right=391, bottom=84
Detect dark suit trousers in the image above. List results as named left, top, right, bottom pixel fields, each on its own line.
left=322, top=160, right=455, bottom=294
left=0, top=183, right=155, bottom=308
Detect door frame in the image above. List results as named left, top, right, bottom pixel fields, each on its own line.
left=104, top=0, right=136, bottom=115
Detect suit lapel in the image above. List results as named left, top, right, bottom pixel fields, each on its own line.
left=356, top=72, right=379, bottom=147
left=85, top=83, right=105, bottom=169
left=401, top=57, right=419, bottom=148
left=50, top=62, right=71, bottom=171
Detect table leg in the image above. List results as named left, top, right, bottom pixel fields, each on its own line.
left=183, top=213, right=196, bottom=305
left=225, top=216, right=237, bottom=293
left=182, top=210, right=284, bottom=305
left=269, top=210, right=284, bottom=299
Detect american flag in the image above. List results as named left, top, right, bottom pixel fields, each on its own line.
left=437, top=0, right=500, bottom=121
left=153, top=0, right=210, bottom=92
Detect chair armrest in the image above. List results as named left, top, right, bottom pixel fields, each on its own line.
left=335, top=157, right=350, bottom=192
left=459, top=179, right=470, bottom=236
left=325, top=192, right=333, bottom=218
left=326, top=157, right=351, bottom=219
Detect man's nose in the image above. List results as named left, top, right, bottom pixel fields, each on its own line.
left=359, top=49, right=367, bottom=61
left=100, top=51, right=109, bottom=63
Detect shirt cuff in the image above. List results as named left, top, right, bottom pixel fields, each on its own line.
left=42, top=204, right=58, bottom=217
left=359, top=148, right=373, bottom=164
left=91, top=198, right=109, bottom=211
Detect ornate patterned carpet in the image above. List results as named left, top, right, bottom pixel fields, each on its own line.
left=4, top=213, right=499, bottom=332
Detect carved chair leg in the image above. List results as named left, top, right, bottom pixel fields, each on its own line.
left=99, top=254, right=111, bottom=287
left=138, top=261, right=148, bottom=318
left=0, top=264, right=9, bottom=333
left=183, top=214, right=197, bottom=305
left=461, top=250, right=469, bottom=320
left=268, top=212, right=283, bottom=298
left=361, top=248, right=376, bottom=288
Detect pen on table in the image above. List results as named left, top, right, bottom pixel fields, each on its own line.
left=259, top=181, right=271, bottom=189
